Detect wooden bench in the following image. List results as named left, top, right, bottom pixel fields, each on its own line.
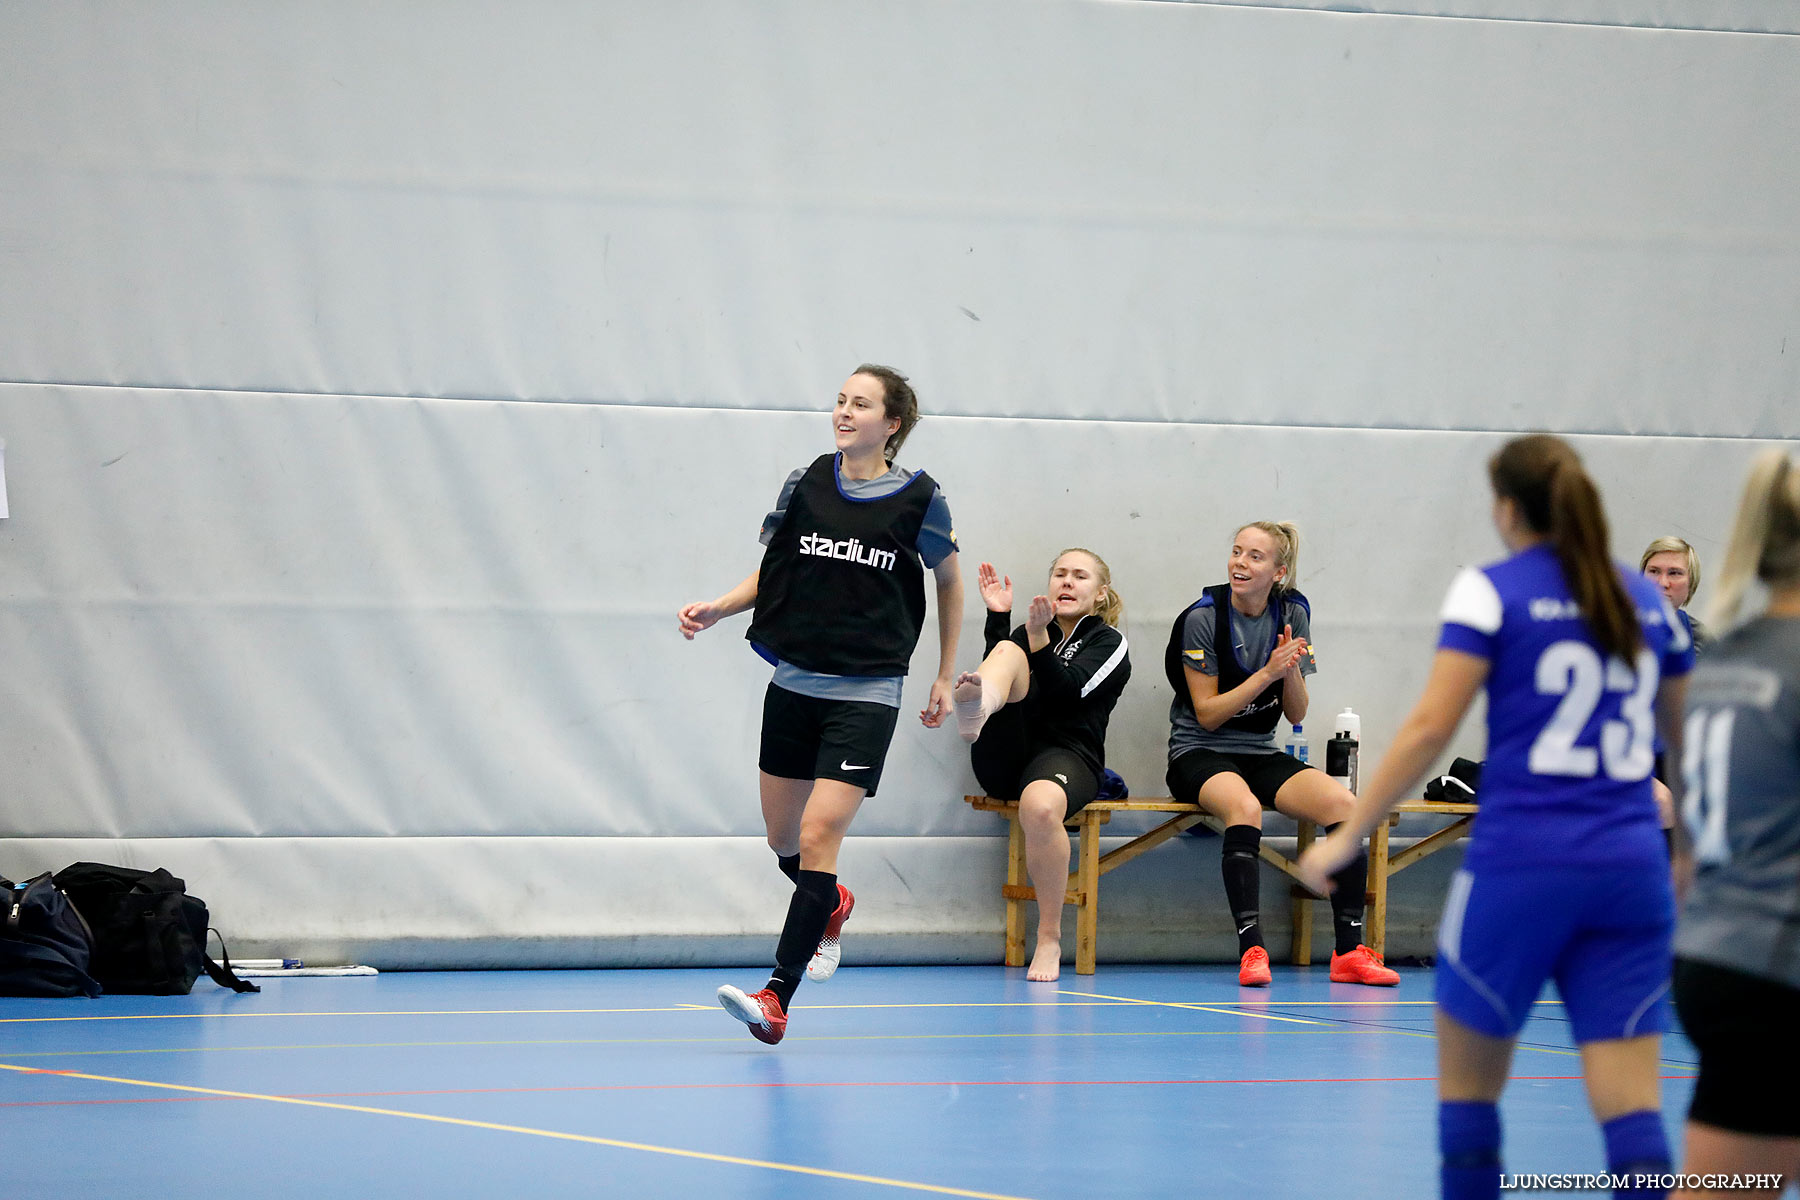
left=966, top=794, right=1480, bottom=975
left=1367, top=800, right=1479, bottom=957
left=965, top=795, right=1320, bottom=976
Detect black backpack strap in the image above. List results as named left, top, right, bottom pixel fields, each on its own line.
left=203, top=929, right=261, bottom=994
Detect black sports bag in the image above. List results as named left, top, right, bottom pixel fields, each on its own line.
left=1, top=873, right=104, bottom=997
left=52, top=863, right=258, bottom=996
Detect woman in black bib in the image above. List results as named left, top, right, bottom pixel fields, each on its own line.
left=953, top=549, right=1132, bottom=982
left=678, top=365, right=964, bottom=1046
left=1165, top=521, right=1396, bottom=988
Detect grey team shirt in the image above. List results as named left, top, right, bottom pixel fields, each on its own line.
left=1168, top=597, right=1316, bottom=759
left=1674, top=615, right=1800, bottom=990
left=758, top=461, right=957, bottom=708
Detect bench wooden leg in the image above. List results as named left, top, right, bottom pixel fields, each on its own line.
left=1368, top=815, right=1391, bottom=958
left=1004, top=810, right=1027, bottom=968
left=1291, top=819, right=1316, bottom=966
left=1075, top=812, right=1100, bottom=975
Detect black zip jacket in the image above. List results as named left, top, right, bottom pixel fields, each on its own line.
left=986, top=608, right=1131, bottom=778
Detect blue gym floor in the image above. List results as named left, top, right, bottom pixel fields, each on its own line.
left=1, top=965, right=1697, bottom=1198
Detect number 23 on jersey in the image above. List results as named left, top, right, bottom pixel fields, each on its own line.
left=1529, top=642, right=1658, bottom=782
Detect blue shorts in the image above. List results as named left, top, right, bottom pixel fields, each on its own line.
left=1435, top=862, right=1673, bottom=1043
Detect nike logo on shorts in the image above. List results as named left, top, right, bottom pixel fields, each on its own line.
left=840, top=761, right=871, bottom=771
left=1054, top=774, right=1068, bottom=784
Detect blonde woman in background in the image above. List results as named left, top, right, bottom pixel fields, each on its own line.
left=1641, top=536, right=1708, bottom=654
left=1642, top=537, right=1708, bottom=839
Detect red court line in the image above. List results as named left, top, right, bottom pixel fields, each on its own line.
left=4, top=1071, right=1699, bottom=1108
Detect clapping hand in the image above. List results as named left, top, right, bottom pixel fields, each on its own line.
left=977, top=561, right=1013, bottom=614
left=1270, top=624, right=1309, bottom=680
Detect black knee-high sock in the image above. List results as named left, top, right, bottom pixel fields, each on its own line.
left=1324, top=824, right=1368, bottom=955
left=767, top=869, right=838, bottom=1009
left=776, top=852, right=801, bottom=884
left=1221, top=825, right=1264, bottom=954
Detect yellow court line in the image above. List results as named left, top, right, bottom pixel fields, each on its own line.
left=1064, top=989, right=1324, bottom=1026
left=0, top=1000, right=1134, bottom=1026
left=0, top=1028, right=1348, bottom=1061
left=0, top=1062, right=1033, bottom=1200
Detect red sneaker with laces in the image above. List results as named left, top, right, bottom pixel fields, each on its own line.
left=1330, top=944, right=1400, bottom=986
left=716, top=985, right=788, bottom=1045
left=1238, top=945, right=1272, bottom=987
left=806, top=884, right=855, bottom=982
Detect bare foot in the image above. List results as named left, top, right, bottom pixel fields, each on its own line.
left=1026, top=941, right=1061, bottom=982
left=953, top=671, right=988, bottom=743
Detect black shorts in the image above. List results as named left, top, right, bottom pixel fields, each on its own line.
left=1673, top=957, right=1800, bottom=1138
left=758, top=683, right=900, bottom=796
left=1166, top=747, right=1312, bottom=809
left=968, top=703, right=1101, bottom=818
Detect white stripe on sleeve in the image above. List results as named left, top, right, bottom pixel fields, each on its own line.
left=1080, top=636, right=1130, bottom=699
left=1439, top=567, right=1503, bottom=635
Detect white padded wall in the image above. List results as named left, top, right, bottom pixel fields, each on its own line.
left=3, top=1, right=1796, bottom=434
left=1, top=0, right=1795, bottom=965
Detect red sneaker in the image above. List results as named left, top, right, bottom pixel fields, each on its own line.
left=1330, top=944, right=1400, bottom=986
left=716, top=985, right=788, bottom=1045
left=806, top=884, right=855, bottom=982
left=1238, top=945, right=1272, bottom=987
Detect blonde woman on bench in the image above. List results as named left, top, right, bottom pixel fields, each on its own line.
left=1164, top=521, right=1397, bottom=989
left=954, top=549, right=1131, bottom=981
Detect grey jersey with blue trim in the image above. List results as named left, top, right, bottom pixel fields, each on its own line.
left=1674, top=615, right=1800, bottom=990
left=759, top=459, right=957, bottom=708
left=1168, top=596, right=1316, bottom=758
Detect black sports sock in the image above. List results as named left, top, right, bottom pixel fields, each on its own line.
left=1221, top=825, right=1264, bottom=955
left=766, top=967, right=801, bottom=1011
left=1324, top=824, right=1369, bottom=955
left=772, top=869, right=839, bottom=991
left=776, top=852, right=801, bottom=884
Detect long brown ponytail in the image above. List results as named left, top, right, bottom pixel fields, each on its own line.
left=1489, top=435, right=1641, bottom=663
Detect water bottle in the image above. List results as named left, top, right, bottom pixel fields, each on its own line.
left=1284, top=723, right=1309, bottom=764
left=1328, top=708, right=1361, bottom=794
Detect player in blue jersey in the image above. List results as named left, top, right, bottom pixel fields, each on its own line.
left=678, top=365, right=964, bottom=1046
left=1670, top=450, right=1800, bottom=1197
left=1298, top=434, right=1694, bottom=1200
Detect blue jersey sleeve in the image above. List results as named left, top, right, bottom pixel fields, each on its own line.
left=1437, top=566, right=1502, bottom=660
left=917, top=486, right=959, bottom=569
left=758, top=468, right=807, bottom=547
